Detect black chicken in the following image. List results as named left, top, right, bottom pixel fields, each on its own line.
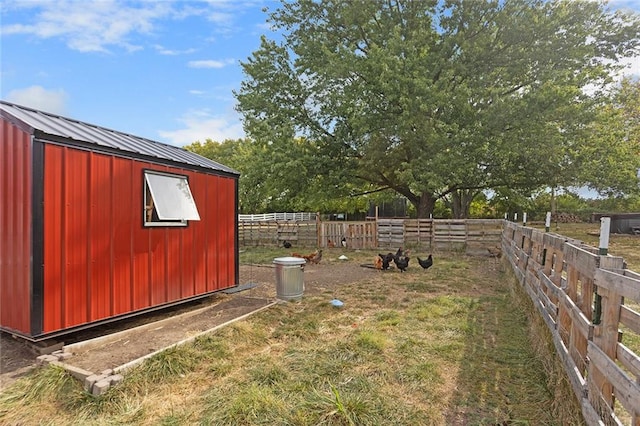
left=283, top=240, right=292, bottom=249
left=378, top=253, right=394, bottom=270
left=393, top=254, right=410, bottom=272
left=417, top=254, right=433, bottom=270
left=395, top=247, right=411, bottom=257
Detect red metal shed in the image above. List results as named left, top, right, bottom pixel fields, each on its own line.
left=1, top=101, right=239, bottom=340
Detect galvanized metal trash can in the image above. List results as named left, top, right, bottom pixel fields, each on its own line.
left=273, top=256, right=306, bottom=301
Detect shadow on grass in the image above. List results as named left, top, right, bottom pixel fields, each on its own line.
left=444, top=260, right=584, bottom=425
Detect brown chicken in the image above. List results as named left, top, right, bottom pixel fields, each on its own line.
left=292, top=252, right=310, bottom=261
left=487, top=246, right=502, bottom=258
left=374, top=255, right=383, bottom=270
left=310, top=249, right=323, bottom=264
left=292, top=249, right=323, bottom=264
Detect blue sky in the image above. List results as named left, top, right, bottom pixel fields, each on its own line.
left=1, top=0, right=277, bottom=146
left=2, top=0, right=640, bottom=148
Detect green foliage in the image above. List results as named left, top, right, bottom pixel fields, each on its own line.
left=576, top=78, right=640, bottom=197
left=589, top=194, right=640, bottom=213
left=235, top=0, right=640, bottom=217
left=467, top=192, right=499, bottom=219
left=185, top=138, right=265, bottom=213
left=185, top=138, right=373, bottom=214
left=431, top=199, right=453, bottom=219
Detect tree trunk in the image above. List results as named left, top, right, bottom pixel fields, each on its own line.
left=413, top=192, right=436, bottom=219
left=451, top=189, right=477, bottom=219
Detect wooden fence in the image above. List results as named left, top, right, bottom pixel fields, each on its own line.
left=376, top=218, right=503, bottom=252
left=238, top=218, right=503, bottom=252
left=503, top=221, right=640, bottom=425
left=238, top=220, right=319, bottom=247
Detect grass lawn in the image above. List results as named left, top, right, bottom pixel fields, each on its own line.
left=0, top=246, right=587, bottom=425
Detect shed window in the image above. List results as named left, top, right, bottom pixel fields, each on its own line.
left=144, top=170, right=200, bottom=227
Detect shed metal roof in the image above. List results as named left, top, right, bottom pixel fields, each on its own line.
left=0, top=100, right=239, bottom=176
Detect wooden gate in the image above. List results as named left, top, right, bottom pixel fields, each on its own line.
left=377, top=219, right=405, bottom=249
left=319, top=221, right=377, bottom=249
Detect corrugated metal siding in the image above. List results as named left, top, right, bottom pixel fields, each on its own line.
left=89, top=153, right=112, bottom=320
left=591, top=213, right=640, bottom=234
left=191, top=172, right=208, bottom=295
left=0, top=119, right=32, bottom=335
left=41, top=147, right=237, bottom=335
left=112, top=159, right=134, bottom=315
left=218, top=175, right=236, bottom=287
left=0, top=101, right=239, bottom=176
left=611, top=217, right=640, bottom=234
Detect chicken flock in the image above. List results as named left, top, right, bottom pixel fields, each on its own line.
left=284, top=239, right=432, bottom=272
left=375, top=248, right=433, bottom=272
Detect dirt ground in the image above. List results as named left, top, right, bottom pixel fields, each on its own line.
left=0, top=261, right=378, bottom=391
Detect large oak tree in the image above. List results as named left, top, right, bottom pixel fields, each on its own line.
left=235, top=0, right=640, bottom=217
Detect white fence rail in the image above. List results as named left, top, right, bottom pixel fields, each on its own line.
left=238, top=212, right=318, bottom=222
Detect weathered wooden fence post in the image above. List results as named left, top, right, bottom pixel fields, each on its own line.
left=587, top=216, right=623, bottom=413
left=545, top=211, right=551, bottom=233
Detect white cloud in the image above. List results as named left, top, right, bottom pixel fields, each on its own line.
left=607, top=0, right=640, bottom=13
left=188, top=59, right=235, bottom=69
left=582, top=52, right=640, bottom=96
left=0, top=0, right=260, bottom=53
left=5, top=86, right=68, bottom=114
left=153, top=45, right=197, bottom=56
left=205, top=11, right=236, bottom=26
left=619, top=55, right=640, bottom=78
left=188, top=85, right=237, bottom=101
left=158, top=109, right=244, bottom=146
left=1, top=1, right=172, bottom=53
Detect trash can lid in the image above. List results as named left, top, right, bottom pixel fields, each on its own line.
left=273, top=256, right=307, bottom=265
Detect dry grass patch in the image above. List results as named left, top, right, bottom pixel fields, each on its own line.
left=541, top=222, right=640, bottom=271
left=0, top=252, right=580, bottom=425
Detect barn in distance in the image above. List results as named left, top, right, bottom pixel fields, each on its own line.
left=0, top=100, right=239, bottom=340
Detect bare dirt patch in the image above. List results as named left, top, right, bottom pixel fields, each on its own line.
left=1, top=260, right=379, bottom=390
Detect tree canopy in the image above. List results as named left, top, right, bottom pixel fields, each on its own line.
left=185, top=138, right=371, bottom=214
left=577, top=77, right=640, bottom=197
left=234, top=0, right=640, bottom=218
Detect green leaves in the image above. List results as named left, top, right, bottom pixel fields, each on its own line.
left=575, top=78, right=640, bottom=197
left=234, top=0, right=640, bottom=217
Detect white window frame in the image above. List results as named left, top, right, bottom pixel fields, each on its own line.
left=143, top=170, right=201, bottom=227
